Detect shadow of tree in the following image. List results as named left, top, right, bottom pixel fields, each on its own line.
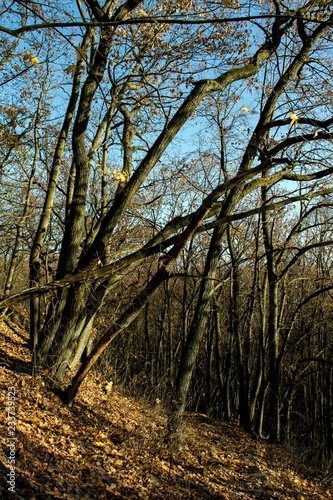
left=0, top=461, right=41, bottom=498
left=2, top=320, right=29, bottom=344
left=70, top=400, right=140, bottom=444
left=0, top=347, right=32, bottom=375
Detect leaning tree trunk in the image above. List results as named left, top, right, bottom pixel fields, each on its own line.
left=59, top=194, right=216, bottom=406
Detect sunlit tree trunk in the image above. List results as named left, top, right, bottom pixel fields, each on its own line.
left=29, top=32, right=89, bottom=352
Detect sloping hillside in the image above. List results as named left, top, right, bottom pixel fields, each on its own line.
left=0, top=318, right=332, bottom=499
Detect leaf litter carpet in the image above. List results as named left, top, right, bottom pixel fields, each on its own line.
left=0, top=318, right=332, bottom=499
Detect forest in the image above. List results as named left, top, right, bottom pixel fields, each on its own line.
left=0, top=0, right=332, bottom=472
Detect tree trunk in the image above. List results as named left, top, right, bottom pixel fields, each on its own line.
left=29, top=31, right=89, bottom=351
left=166, top=212, right=230, bottom=447
left=261, top=182, right=281, bottom=443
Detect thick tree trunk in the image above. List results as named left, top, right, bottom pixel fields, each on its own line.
left=29, top=30, right=91, bottom=351
left=35, top=1, right=143, bottom=369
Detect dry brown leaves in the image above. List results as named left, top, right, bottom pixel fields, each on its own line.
left=0, top=318, right=332, bottom=499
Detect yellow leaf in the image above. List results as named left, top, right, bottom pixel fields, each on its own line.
left=29, top=53, right=39, bottom=66
left=93, top=441, right=105, bottom=448
left=289, top=111, right=299, bottom=126
left=111, top=168, right=129, bottom=184
left=105, top=381, right=113, bottom=393
left=241, top=106, right=251, bottom=112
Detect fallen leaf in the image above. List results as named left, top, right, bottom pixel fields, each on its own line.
left=93, top=441, right=106, bottom=448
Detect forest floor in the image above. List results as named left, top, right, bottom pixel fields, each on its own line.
left=0, top=317, right=332, bottom=499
